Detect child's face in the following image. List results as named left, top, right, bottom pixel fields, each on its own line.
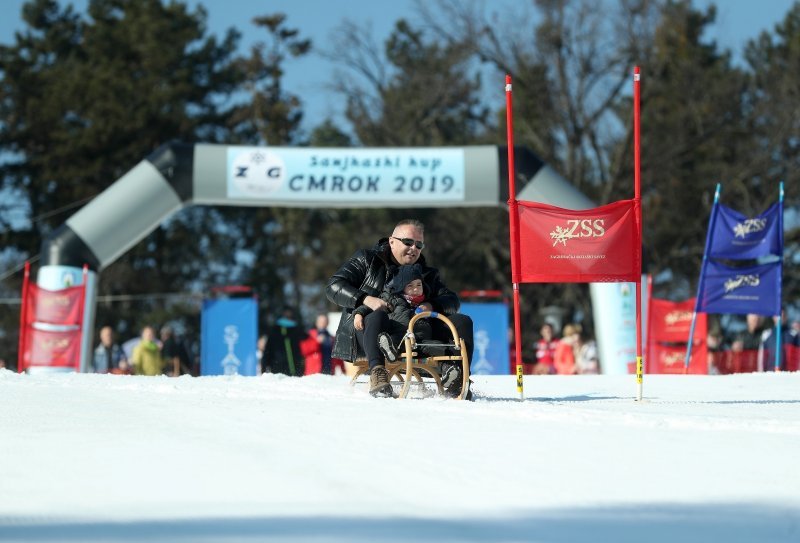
left=404, top=279, right=423, bottom=296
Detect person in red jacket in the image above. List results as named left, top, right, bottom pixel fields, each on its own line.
left=554, top=323, right=580, bottom=375
left=533, top=323, right=558, bottom=375
left=300, top=313, right=335, bottom=375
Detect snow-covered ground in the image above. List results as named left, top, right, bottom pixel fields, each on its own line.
left=1, top=369, right=799, bottom=542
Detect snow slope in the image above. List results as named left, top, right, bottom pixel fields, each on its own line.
left=1, top=370, right=799, bottom=542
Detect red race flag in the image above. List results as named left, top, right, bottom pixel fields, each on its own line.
left=517, top=199, right=640, bottom=283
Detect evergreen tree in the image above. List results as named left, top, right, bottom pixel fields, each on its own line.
left=743, top=2, right=800, bottom=312
left=0, top=0, right=245, bottom=357
left=624, top=0, right=750, bottom=298
left=326, top=18, right=507, bottom=303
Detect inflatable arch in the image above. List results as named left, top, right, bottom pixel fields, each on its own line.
left=37, top=142, right=594, bottom=372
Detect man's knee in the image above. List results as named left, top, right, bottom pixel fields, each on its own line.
left=449, top=313, right=473, bottom=334
left=364, top=309, right=389, bottom=327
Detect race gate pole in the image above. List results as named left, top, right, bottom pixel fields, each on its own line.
left=505, top=74, right=524, bottom=400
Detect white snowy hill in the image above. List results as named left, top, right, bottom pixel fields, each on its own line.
left=1, top=370, right=799, bottom=542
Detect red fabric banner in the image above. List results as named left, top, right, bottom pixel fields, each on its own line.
left=647, top=343, right=708, bottom=374
left=647, top=298, right=703, bottom=343
left=785, top=344, right=800, bottom=372
left=22, top=327, right=82, bottom=369
left=517, top=199, right=640, bottom=283
left=710, top=350, right=759, bottom=374
left=24, top=283, right=85, bottom=326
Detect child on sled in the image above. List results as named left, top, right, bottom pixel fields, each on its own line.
left=353, top=263, right=433, bottom=363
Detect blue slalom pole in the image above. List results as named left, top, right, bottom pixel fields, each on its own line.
left=775, top=181, right=785, bottom=371
left=685, top=183, right=721, bottom=370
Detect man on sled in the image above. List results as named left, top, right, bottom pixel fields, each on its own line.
left=326, top=219, right=474, bottom=399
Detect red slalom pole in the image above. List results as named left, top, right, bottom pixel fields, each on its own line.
left=505, top=75, right=524, bottom=400
left=633, top=66, right=644, bottom=401
left=17, top=261, right=30, bottom=373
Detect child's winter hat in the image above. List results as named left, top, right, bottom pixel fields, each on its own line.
left=388, top=264, right=424, bottom=294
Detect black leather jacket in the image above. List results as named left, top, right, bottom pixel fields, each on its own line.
left=326, top=238, right=460, bottom=360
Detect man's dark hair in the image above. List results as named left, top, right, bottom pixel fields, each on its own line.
left=394, top=219, right=425, bottom=232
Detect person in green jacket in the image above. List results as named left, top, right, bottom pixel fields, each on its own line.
left=132, top=325, right=165, bottom=376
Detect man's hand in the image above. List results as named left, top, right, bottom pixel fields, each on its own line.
left=362, top=295, right=388, bottom=311
left=418, top=302, right=433, bottom=312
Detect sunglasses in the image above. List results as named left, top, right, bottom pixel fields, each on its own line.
left=391, top=236, right=425, bottom=250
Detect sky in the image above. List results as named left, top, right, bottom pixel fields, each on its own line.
left=1, top=370, right=799, bottom=542
left=1, top=0, right=798, bottom=135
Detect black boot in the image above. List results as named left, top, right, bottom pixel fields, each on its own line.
left=441, top=362, right=473, bottom=401
left=377, top=332, right=399, bottom=362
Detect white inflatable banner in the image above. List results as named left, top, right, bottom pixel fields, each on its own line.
left=227, top=147, right=465, bottom=202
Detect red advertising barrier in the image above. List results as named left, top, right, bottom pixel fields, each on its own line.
left=17, top=262, right=88, bottom=372
left=24, top=283, right=86, bottom=326
left=649, top=342, right=708, bottom=374
left=710, top=349, right=759, bottom=374
left=22, top=328, right=83, bottom=368
left=646, top=296, right=707, bottom=374
left=786, top=344, right=800, bottom=372
left=648, top=298, right=704, bottom=343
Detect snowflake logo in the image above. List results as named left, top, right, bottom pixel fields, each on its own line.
left=733, top=218, right=767, bottom=239
left=733, top=222, right=749, bottom=239
left=550, top=225, right=577, bottom=247
left=724, top=274, right=759, bottom=293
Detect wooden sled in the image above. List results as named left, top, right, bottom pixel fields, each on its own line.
left=349, top=311, right=471, bottom=400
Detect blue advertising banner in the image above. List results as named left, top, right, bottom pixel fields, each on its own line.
left=697, top=260, right=782, bottom=316
left=201, top=298, right=258, bottom=376
left=707, top=202, right=783, bottom=259
left=460, top=302, right=509, bottom=375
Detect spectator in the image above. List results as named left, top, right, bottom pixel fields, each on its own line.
left=554, top=323, right=580, bottom=375
left=729, top=314, right=764, bottom=373
left=733, top=313, right=764, bottom=351
left=533, top=323, right=558, bottom=375
left=759, top=311, right=799, bottom=371
left=91, top=325, right=129, bottom=374
left=160, top=325, right=182, bottom=376
left=300, top=313, right=335, bottom=375
left=257, top=334, right=268, bottom=374
left=326, top=219, right=474, bottom=399
left=574, top=329, right=599, bottom=374
left=131, top=325, right=165, bottom=376
left=265, top=307, right=306, bottom=376
left=706, top=329, right=726, bottom=374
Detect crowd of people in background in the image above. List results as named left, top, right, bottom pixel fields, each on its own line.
left=255, top=308, right=342, bottom=377
left=90, top=323, right=194, bottom=376
left=90, top=309, right=343, bottom=377
left=708, top=312, right=800, bottom=373
left=513, top=322, right=600, bottom=375
left=512, top=312, right=800, bottom=376
left=87, top=306, right=800, bottom=379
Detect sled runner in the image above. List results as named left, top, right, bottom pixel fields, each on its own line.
left=349, top=311, right=471, bottom=400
